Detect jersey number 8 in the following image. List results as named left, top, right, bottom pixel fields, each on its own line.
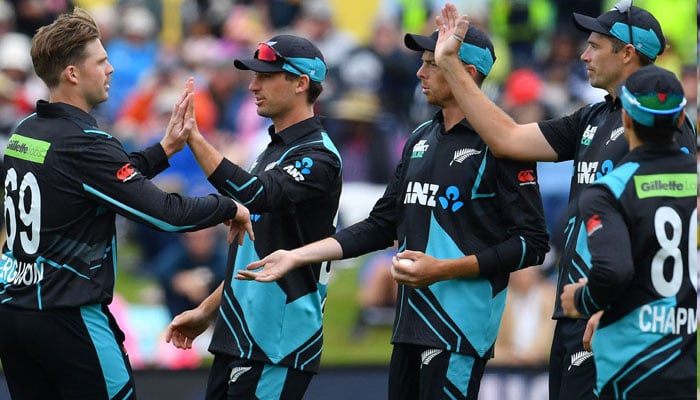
left=651, top=206, right=697, bottom=297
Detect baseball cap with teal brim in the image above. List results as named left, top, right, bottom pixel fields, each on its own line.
left=404, top=26, right=496, bottom=76
left=620, top=65, right=686, bottom=128
left=572, top=0, right=665, bottom=61
left=234, top=35, right=327, bottom=83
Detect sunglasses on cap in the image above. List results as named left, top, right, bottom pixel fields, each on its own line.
left=614, top=0, right=634, bottom=48
left=255, top=42, right=305, bottom=76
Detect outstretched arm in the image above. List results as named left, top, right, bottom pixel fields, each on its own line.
left=435, top=3, right=557, bottom=162
left=238, top=237, right=344, bottom=282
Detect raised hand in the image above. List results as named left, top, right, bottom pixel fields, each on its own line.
left=435, top=2, right=470, bottom=65
left=160, top=77, right=196, bottom=157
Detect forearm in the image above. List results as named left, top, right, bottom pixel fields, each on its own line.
left=439, top=57, right=519, bottom=153
left=442, top=255, right=480, bottom=279
left=188, top=130, right=224, bottom=177
left=291, top=237, right=344, bottom=265
left=197, top=281, right=224, bottom=319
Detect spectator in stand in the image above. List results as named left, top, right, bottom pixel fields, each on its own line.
left=350, top=245, right=398, bottom=341
left=8, top=0, right=69, bottom=37
left=537, top=29, right=595, bottom=116
left=0, top=30, right=45, bottom=118
left=490, top=0, right=555, bottom=69
left=337, top=14, right=420, bottom=132
left=327, top=91, right=395, bottom=185
left=491, top=266, right=556, bottom=366
left=283, top=0, right=358, bottom=105
left=102, top=5, right=160, bottom=123
left=154, top=226, right=229, bottom=318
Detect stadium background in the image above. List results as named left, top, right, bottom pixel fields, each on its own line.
left=0, top=0, right=696, bottom=399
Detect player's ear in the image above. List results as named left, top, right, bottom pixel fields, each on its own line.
left=64, top=65, right=79, bottom=84
left=464, top=64, right=477, bottom=80
left=675, top=110, right=686, bottom=128
left=621, top=109, right=633, bottom=130
left=296, top=74, right=310, bottom=94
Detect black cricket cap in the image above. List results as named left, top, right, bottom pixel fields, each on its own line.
left=572, top=1, right=665, bottom=60
left=234, top=34, right=327, bottom=82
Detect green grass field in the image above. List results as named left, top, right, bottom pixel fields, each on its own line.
left=319, top=259, right=394, bottom=365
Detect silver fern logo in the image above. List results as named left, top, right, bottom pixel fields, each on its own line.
left=568, top=351, right=594, bottom=370
left=606, top=127, right=625, bottom=145
left=229, top=366, right=252, bottom=383
left=451, top=148, right=481, bottom=165
left=421, top=348, right=443, bottom=368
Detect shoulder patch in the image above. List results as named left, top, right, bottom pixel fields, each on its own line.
left=116, top=163, right=138, bottom=182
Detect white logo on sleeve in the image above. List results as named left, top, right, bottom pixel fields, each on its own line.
left=229, top=366, right=252, bottom=383
left=420, top=348, right=443, bottom=368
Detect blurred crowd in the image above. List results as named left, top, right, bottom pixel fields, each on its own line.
left=0, top=0, right=696, bottom=369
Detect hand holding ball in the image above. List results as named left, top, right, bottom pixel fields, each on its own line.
left=397, top=258, right=414, bottom=266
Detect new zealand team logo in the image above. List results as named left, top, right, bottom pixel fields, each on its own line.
left=450, top=148, right=481, bottom=165
left=116, top=163, right=137, bottom=182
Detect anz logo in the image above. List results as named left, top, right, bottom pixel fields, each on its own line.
left=576, top=159, right=614, bottom=184
left=283, top=157, right=313, bottom=182
left=404, top=182, right=464, bottom=212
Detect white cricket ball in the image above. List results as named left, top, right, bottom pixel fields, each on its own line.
left=398, top=258, right=414, bottom=266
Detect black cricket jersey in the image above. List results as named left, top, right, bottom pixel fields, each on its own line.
left=0, top=101, right=237, bottom=310
left=574, top=143, right=696, bottom=399
left=207, top=116, right=342, bottom=373
left=333, top=112, right=550, bottom=358
left=539, top=94, right=696, bottom=319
